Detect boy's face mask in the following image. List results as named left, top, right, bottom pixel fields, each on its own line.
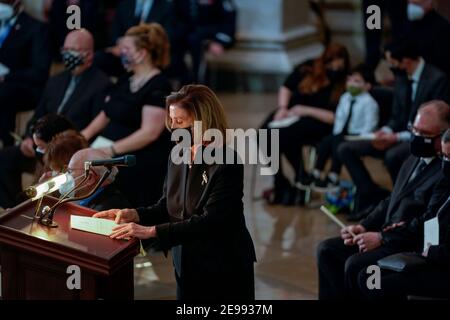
left=346, top=78, right=365, bottom=97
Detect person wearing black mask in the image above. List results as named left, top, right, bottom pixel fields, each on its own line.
left=0, top=29, right=110, bottom=209
left=357, top=128, right=450, bottom=300
left=82, top=23, right=173, bottom=207
left=317, top=100, right=450, bottom=300
left=260, top=43, right=350, bottom=205
left=0, top=0, right=51, bottom=147
left=0, top=114, right=76, bottom=208
left=338, top=41, right=450, bottom=217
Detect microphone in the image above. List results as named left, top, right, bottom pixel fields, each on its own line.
left=86, top=155, right=136, bottom=167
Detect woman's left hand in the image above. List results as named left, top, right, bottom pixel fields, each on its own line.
left=110, top=223, right=156, bottom=240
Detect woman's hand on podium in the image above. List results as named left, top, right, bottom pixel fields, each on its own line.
left=93, top=208, right=140, bottom=224
left=110, top=223, right=156, bottom=240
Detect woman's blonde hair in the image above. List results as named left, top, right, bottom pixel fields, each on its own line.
left=125, top=23, right=170, bottom=69
left=165, top=85, right=229, bottom=140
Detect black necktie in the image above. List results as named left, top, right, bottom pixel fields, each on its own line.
left=408, top=159, right=427, bottom=184
left=406, top=79, right=415, bottom=122
left=342, top=98, right=356, bottom=135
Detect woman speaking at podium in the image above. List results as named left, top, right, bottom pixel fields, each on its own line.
left=94, top=85, right=256, bottom=300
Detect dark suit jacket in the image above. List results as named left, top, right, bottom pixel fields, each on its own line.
left=381, top=177, right=450, bottom=264
left=86, top=183, right=131, bottom=212
left=136, top=148, right=256, bottom=280
left=0, top=12, right=51, bottom=103
left=361, top=156, right=443, bottom=234
left=110, top=0, right=175, bottom=44
left=26, top=67, right=111, bottom=136
left=408, top=10, right=450, bottom=76
left=387, top=62, right=450, bottom=132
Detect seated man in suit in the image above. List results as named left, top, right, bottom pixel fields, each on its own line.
left=63, top=148, right=131, bottom=211
left=0, top=0, right=51, bottom=147
left=357, top=129, right=450, bottom=300
left=0, top=29, right=110, bottom=209
left=94, top=0, right=175, bottom=77
left=338, top=41, right=450, bottom=216
left=317, top=100, right=450, bottom=300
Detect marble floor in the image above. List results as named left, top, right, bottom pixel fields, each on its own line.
left=134, top=93, right=393, bottom=300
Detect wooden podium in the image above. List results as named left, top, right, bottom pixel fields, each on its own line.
left=0, top=196, right=139, bottom=300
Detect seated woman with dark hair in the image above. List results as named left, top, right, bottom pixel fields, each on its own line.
left=262, top=43, right=351, bottom=205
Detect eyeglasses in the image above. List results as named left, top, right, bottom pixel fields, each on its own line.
left=407, top=123, right=445, bottom=138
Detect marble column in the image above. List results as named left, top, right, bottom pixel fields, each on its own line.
left=207, top=0, right=324, bottom=75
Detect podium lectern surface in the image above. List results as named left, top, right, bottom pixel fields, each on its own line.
left=0, top=196, right=139, bottom=300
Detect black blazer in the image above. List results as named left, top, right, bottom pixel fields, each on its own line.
left=86, top=183, right=131, bottom=212
left=26, top=67, right=111, bottom=135
left=136, top=148, right=256, bottom=279
left=387, top=62, right=450, bottom=132
left=381, top=177, right=450, bottom=260
left=110, top=0, right=175, bottom=44
left=0, top=12, right=51, bottom=99
left=361, top=156, right=443, bottom=233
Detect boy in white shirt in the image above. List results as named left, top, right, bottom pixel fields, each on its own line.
left=312, top=65, right=379, bottom=191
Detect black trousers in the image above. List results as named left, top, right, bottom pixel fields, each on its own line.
left=0, top=146, right=36, bottom=208
left=357, top=264, right=450, bottom=300
left=337, top=140, right=409, bottom=211
left=268, top=116, right=332, bottom=190
left=175, top=264, right=255, bottom=301
left=315, top=134, right=345, bottom=174
left=317, top=236, right=397, bottom=300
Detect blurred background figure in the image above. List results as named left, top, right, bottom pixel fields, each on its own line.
left=94, top=0, right=175, bottom=78
left=0, top=0, right=51, bottom=147
left=170, top=0, right=237, bottom=85
left=47, top=0, right=99, bottom=61
left=261, top=43, right=350, bottom=205
left=0, top=114, right=75, bottom=208
left=362, top=0, right=409, bottom=72
left=82, top=23, right=172, bottom=207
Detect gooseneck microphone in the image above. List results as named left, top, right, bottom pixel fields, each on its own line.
left=86, top=155, right=136, bottom=167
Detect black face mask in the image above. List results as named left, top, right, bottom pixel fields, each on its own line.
left=442, top=158, right=450, bottom=179
left=326, top=69, right=346, bottom=82
left=61, top=50, right=84, bottom=72
left=410, top=134, right=437, bottom=158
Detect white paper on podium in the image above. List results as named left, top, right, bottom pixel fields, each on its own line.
left=0, top=63, right=10, bottom=77
left=90, top=136, right=114, bottom=149
left=70, top=215, right=118, bottom=236
left=268, top=116, right=300, bottom=129
left=344, top=133, right=376, bottom=141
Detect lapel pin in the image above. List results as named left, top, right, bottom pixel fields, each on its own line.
left=202, top=171, right=208, bottom=186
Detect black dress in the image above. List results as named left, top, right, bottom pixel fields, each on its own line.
left=101, top=73, right=173, bottom=207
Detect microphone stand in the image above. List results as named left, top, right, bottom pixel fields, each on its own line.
left=38, top=163, right=113, bottom=228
